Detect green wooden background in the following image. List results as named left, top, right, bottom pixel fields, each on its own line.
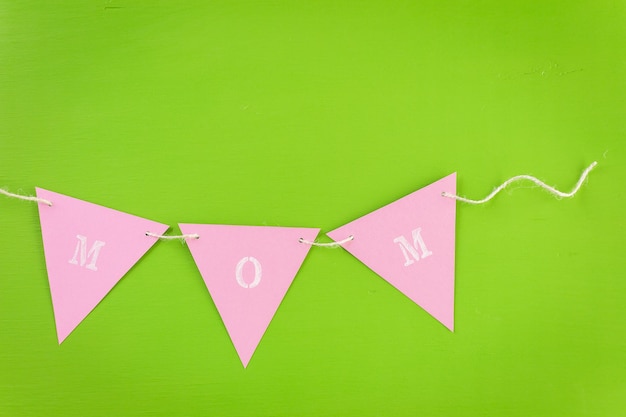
left=1, top=1, right=624, bottom=416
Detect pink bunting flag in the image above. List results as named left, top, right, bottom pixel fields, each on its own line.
left=36, top=188, right=169, bottom=343
left=179, top=224, right=319, bottom=367
left=327, top=173, right=457, bottom=330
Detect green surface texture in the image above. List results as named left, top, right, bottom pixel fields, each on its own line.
left=1, top=1, right=625, bottom=416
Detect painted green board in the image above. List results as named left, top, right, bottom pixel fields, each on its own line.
left=1, top=1, right=624, bottom=416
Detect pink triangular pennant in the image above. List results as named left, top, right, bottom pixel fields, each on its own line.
left=327, top=173, right=457, bottom=330
left=36, top=188, right=169, bottom=343
left=179, top=224, right=319, bottom=367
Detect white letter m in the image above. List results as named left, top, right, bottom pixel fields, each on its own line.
left=393, top=227, right=432, bottom=267
left=68, top=235, right=106, bottom=271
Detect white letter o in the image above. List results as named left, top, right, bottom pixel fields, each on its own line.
left=235, top=256, right=262, bottom=289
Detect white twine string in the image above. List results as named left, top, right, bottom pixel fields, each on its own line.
left=442, top=161, right=597, bottom=204
left=145, top=231, right=200, bottom=240
left=299, top=235, right=354, bottom=248
left=1, top=161, right=598, bottom=225
left=0, top=188, right=53, bottom=206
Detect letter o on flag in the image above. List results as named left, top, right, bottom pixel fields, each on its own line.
left=235, top=256, right=262, bottom=289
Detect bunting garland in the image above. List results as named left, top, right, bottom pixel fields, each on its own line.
left=1, top=163, right=596, bottom=367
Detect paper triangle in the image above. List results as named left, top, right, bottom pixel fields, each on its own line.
left=327, top=173, right=457, bottom=330
left=36, top=188, right=169, bottom=343
left=179, top=224, right=319, bottom=367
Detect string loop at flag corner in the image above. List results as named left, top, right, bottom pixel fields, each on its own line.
left=299, top=234, right=354, bottom=248
left=146, top=231, right=200, bottom=241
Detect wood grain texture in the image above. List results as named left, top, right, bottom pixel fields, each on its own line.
left=1, top=1, right=624, bottom=416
